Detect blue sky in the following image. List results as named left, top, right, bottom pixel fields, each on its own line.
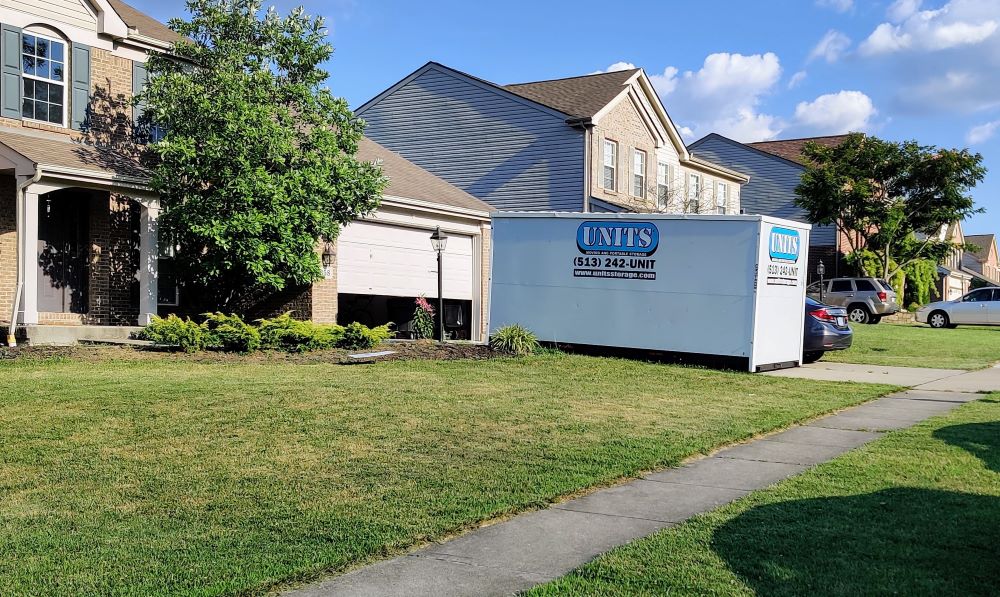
left=130, top=0, right=1000, bottom=235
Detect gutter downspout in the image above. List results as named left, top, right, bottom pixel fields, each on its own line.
left=8, top=168, right=42, bottom=347
left=567, top=117, right=593, bottom=212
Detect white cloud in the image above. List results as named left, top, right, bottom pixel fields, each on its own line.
left=794, top=90, right=877, bottom=133
left=590, top=61, right=637, bottom=75
left=809, top=30, right=852, bottom=63
left=861, top=0, right=998, bottom=55
left=788, top=71, right=808, bottom=89
left=888, top=0, right=922, bottom=22
left=966, top=120, right=1000, bottom=144
left=816, top=0, right=853, bottom=13
left=652, top=52, right=783, bottom=142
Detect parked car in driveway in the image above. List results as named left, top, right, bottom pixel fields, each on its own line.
left=803, top=297, right=853, bottom=364
left=915, top=287, right=1000, bottom=328
left=806, top=277, right=899, bottom=324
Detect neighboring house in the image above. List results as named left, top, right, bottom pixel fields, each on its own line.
left=356, top=62, right=748, bottom=214
left=962, top=233, right=1000, bottom=286
left=934, top=221, right=973, bottom=301
left=688, top=133, right=853, bottom=280
left=0, top=0, right=179, bottom=344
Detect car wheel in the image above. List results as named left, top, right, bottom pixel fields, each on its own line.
left=928, top=311, right=949, bottom=329
left=803, top=351, right=823, bottom=364
left=848, top=305, right=870, bottom=324
left=868, top=315, right=882, bottom=325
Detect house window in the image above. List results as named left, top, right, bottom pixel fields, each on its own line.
left=656, top=162, right=669, bottom=209
left=687, top=173, right=701, bottom=213
left=21, top=33, right=66, bottom=126
left=716, top=182, right=728, bottom=214
left=632, top=149, right=646, bottom=198
left=603, top=139, right=617, bottom=191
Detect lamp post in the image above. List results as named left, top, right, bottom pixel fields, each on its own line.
left=817, top=260, right=826, bottom=304
left=429, top=226, right=448, bottom=342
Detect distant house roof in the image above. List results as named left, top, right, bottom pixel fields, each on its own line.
left=357, top=137, right=492, bottom=214
left=965, top=234, right=996, bottom=259
left=106, top=0, right=184, bottom=44
left=748, top=134, right=853, bottom=165
left=0, top=127, right=148, bottom=181
left=502, top=69, right=640, bottom=119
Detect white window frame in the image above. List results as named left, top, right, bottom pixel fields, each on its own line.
left=656, top=161, right=669, bottom=209
left=20, top=30, right=68, bottom=128
left=716, top=182, right=728, bottom=214
left=687, top=173, right=701, bottom=213
left=632, top=149, right=646, bottom=198
left=603, top=139, right=617, bottom=191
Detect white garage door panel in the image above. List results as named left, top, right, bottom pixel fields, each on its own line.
left=339, top=221, right=474, bottom=300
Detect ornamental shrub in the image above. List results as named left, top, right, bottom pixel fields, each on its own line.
left=139, top=314, right=205, bottom=352
left=490, top=324, right=539, bottom=356
left=340, top=322, right=393, bottom=350
left=257, top=312, right=345, bottom=352
left=200, top=312, right=261, bottom=353
left=413, top=295, right=435, bottom=339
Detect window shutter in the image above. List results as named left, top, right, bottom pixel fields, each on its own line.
left=132, top=61, right=147, bottom=131
left=0, top=24, right=22, bottom=120
left=70, top=43, right=90, bottom=130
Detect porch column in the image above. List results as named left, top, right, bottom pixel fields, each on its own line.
left=19, top=189, right=38, bottom=325
left=137, top=201, right=159, bottom=325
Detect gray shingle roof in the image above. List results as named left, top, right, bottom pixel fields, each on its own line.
left=0, top=128, right=148, bottom=179
left=357, top=137, right=491, bottom=214
left=748, top=135, right=853, bottom=165
left=965, top=234, right=996, bottom=258
left=106, top=0, right=184, bottom=44
left=502, top=69, right=640, bottom=119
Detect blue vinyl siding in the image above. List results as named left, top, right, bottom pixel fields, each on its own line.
left=689, top=134, right=836, bottom=247
left=357, top=65, right=585, bottom=211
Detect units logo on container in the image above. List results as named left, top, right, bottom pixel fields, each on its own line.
left=768, top=227, right=800, bottom=263
left=576, top=221, right=659, bottom=256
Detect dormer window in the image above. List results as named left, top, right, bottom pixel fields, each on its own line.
left=21, top=33, right=66, bottom=126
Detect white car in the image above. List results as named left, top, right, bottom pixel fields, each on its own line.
left=915, top=287, right=1000, bottom=328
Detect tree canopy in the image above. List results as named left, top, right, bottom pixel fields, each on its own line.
left=795, top=133, right=985, bottom=280
left=138, top=0, right=386, bottom=309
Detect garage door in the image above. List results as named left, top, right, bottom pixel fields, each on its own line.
left=338, top=221, right=475, bottom=300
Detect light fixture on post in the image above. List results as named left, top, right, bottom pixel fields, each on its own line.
left=817, top=260, right=826, bottom=303
left=429, top=226, right=448, bottom=342
left=321, top=242, right=335, bottom=280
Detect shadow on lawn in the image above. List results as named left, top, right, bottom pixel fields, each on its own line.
left=934, top=421, right=1000, bottom=473
left=712, top=488, right=1000, bottom=596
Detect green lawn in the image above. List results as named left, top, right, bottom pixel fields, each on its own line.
left=823, top=322, right=1000, bottom=369
left=528, top=395, right=1000, bottom=597
left=0, top=352, right=895, bottom=596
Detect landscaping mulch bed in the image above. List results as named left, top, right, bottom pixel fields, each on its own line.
left=0, top=340, right=494, bottom=364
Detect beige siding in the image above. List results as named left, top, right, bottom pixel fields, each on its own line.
left=9, top=0, right=97, bottom=31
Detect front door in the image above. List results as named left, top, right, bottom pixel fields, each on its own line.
left=37, top=195, right=89, bottom=313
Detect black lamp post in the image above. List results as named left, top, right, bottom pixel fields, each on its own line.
left=429, top=226, right=448, bottom=342
left=817, top=260, right=826, bottom=304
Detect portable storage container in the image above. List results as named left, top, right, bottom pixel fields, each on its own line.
left=488, top=213, right=811, bottom=372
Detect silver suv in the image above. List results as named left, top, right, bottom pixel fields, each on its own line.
left=806, top=277, right=899, bottom=324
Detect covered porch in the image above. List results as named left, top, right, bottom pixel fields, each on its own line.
left=0, top=129, right=159, bottom=345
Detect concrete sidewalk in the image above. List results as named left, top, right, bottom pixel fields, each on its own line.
left=285, top=385, right=985, bottom=597
left=763, top=361, right=1000, bottom=393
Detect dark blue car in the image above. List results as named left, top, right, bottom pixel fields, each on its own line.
left=803, top=297, right=853, bottom=364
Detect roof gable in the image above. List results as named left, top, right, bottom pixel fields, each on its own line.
left=105, top=0, right=182, bottom=44
left=355, top=62, right=572, bottom=120
left=689, top=133, right=806, bottom=170
left=965, top=234, right=998, bottom=261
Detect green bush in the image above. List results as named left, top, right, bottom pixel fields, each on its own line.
left=340, top=322, right=393, bottom=350
left=201, top=312, right=261, bottom=353
left=490, top=324, right=539, bottom=356
left=138, top=314, right=205, bottom=352
left=413, top=296, right=436, bottom=340
left=257, top=312, right=344, bottom=352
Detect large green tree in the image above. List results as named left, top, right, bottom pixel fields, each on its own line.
left=137, top=0, right=386, bottom=309
left=795, top=133, right=985, bottom=281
